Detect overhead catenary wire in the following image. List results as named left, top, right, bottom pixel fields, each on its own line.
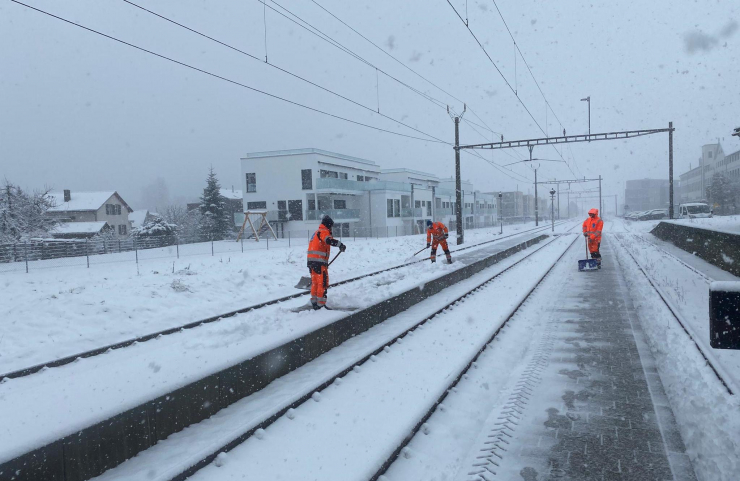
left=446, top=0, right=579, bottom=178
left=488, top=0, right=583, bottom=177
left=11, top=0, right=448, bottom=144
left=308, top=0, right=499, bottom=135
left=120, top=0, right=445, bottom=144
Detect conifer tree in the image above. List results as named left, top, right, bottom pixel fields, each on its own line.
left=199, top=168, right=229, bottom=240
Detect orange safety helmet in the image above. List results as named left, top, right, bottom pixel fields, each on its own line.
left=588, top=208, right=599, bottom=216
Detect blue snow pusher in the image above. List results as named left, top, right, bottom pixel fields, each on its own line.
left=578, top=258, right=599, bottom=271
left=579, top=236, right=599, bottom=271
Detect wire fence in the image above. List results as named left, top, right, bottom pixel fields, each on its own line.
left=0, top=217, right=531, bottom=274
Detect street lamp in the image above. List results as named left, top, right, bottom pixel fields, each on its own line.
left=498, top=192, right=503, bottom=234
left=549, top=188, right=556, bottom=232
left=580, top=96, right=591, bottom=138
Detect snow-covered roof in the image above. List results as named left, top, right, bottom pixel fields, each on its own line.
left=220, top=188, right=243, bottom=200
left=52, top=221, right=109, bottom=235
left=129, top=210, right=150, bottom=228
left=679, top=202, right=709, bottom=207
left=48, top=191, right=133, bottom=213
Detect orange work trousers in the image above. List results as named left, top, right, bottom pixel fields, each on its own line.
left=431, top=239, right=450, bottom=262
left=309, top=263, right=329, bottom=306
left=588, top=238, right=601, bottom=258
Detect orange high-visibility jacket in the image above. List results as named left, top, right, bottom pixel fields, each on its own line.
left=426, top=221, right=449, bottom=244
left=582, top=216, right=604, bottom=242
left=307, top=224, right=338, bottom=265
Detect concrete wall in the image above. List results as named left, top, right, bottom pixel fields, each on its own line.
left=651, top=222, right=740, bottom=276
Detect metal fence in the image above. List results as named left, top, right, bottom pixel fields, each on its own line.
left=1, top=217, right=529, bottom=274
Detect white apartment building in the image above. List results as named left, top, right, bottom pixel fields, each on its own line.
left=239, top=148, right=498, bottom=237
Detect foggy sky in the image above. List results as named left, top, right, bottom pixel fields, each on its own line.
left=1, top=0, right=738, bottom=210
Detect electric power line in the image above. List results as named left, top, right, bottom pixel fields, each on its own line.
left=446, top=0, right=580, bottom=178
left=120, top=0, right=448, bottom=145
left=10, top=0, right=448, bottom=144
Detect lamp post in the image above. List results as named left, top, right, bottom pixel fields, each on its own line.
left=580, top=96, right=591, bottom=138
left=498, top=192, right=503, bottom=234
left=550, top=188, right=556, bottom=232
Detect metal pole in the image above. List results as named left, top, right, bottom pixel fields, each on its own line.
left=669, top=121, right=674, bottom=219
left=598, top=175, right=602, bottom=218
left=534, top=168, right=539, bottom=226
left=211, top=237, right=214, bottom=256
left=86, top=238, right=90, bottom=268
left=24, top=242, right=29, bottom=273
left=567, top=191, right=570, bottom=219
left=588, top=99, right=591, bottom=138
left=135, top=238, right=138, bottom=264
left=177, top=237, right=180, bottom=258
left=557, top=187, right=560, bottom=220
left=454, top=115, right=464, bottom=245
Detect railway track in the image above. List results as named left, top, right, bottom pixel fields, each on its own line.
left=0, top=221, right=570, bottom=382
left=90, top=226, right=579, bottom=481
left=613, top=234, right=734, bottom=395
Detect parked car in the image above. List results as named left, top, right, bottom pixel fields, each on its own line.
left=639, top=209, right=667, bottom=221
left=677, top=203, right=712, bottom=219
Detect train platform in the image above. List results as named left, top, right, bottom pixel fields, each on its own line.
left=471, top=240, right=697, bottom=481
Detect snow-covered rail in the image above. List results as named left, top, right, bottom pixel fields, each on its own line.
left=0, top=221, right=570, bottom=383
left=613, top=234, right=735, bottom=395
left=89, top=227, right=579, bottom=481
left=0, top=225, right=578, bottom=481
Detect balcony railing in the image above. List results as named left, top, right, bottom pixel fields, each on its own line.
left=316, top=178, right=411, bottom=193
left=306, top=209, right=361, bottom=221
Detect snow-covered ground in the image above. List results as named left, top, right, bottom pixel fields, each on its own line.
left=623, top=214, right=740, bottom=234
left=612, top=218, right=740, bottom=480
left=87, top=232, right=576, bottom=481
left=0, top=221, right=560, bottom=375
left=0, top=225, right=577, bottom=465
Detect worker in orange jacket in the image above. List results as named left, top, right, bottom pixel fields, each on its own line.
left=307, top=215, right=346, bottom=309
left=582, top=208, right=604, bottom=268
left=426, top=220, right=452, bottom=264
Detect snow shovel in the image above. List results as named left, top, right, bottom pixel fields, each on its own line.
left=578, top=235, right=599, bottom=271
left=295, top=252, right=342, bottom=289
left=405, top=245, right=429, bottom=263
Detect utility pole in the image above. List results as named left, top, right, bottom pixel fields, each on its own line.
left=581, top=96, right=591, bottom=138
left=449, top=105, right=466, bottom=245
left=567, top=190, right=570, bottom=219
left=557, top=187, right=560, bottom=220
left=550, top=188, right=556, bottom=232
left=669, top=121, right=674, bottom=219
left=598, top=175, right=602, bottom=218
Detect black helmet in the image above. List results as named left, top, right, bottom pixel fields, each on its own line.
left=426, top=220, right=433, bottom=227
left=321, top=215, right=334, bottom=228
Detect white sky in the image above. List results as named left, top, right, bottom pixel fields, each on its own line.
left=1, top=0, right=738, bottom=209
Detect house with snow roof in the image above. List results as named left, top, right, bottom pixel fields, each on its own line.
left=47, top=189, right=134, bottom=237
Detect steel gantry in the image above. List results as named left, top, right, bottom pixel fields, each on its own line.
left=451, top=124, right=675, bottom=244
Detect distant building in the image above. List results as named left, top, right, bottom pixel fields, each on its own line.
left=239, top=148, right=498, bottom=236
left=47, top=190, right=133, bottom=237
left=220, top=187, right=244, bottom=226
left=129, top=210, right=156, bottom=230
left=677, top=143, right=740, bottom=203
left=499, top=192, right=524, bottom=220
left=50, top=221, right=112, bottom=239
left=624, top=179, right=669, bottom=212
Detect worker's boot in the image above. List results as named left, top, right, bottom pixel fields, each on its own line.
left=444, top=250, right=452, bottom=264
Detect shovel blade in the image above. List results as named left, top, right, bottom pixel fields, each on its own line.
left=295, top=276, right=312, bottom=290
left=578, top=259, right=599, bottom=271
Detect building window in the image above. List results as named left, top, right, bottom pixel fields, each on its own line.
left=288, top=200, right=303, bottom=221
left=357, top=175, right=364, bottom=181
left=118, top=224, right=127, bottom=235
left=387, top=199, right=394, bottom=218
left=394, top=199, right=401, bottom=217
left=708, top=151, right=713, bottom=159
left=333, top=199, right=347, bottom=209
left=320, top=170, right=338, bottom=178
left=247, top=201, right=266, bottom=210
left=301, top=169, right=312, bottom=190
left=415, top=200, right=421, bottom=208
left=277, top=201, right=288, bottom=221
left=339, top=172, right=348, bottom=180
left=246, top=173, right=256, bottom=192
left=105, top=204, right=121, bottom=215
left=246, top=173, right=257, bottom=192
